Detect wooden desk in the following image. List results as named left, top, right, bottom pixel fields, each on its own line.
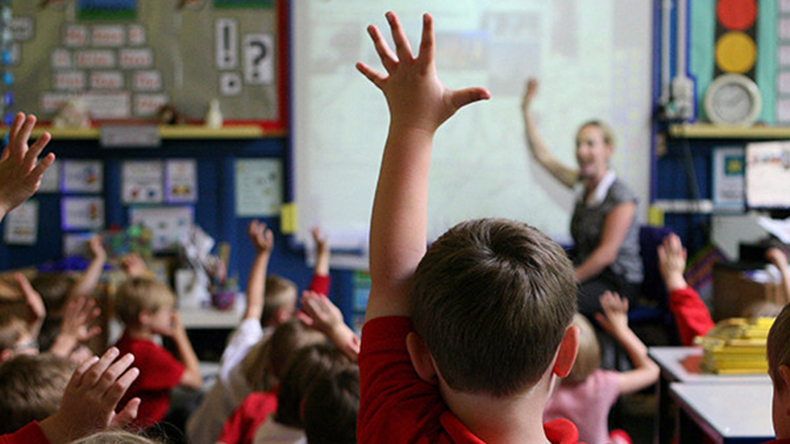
left=670, top=382, right=774, bottom=443
left=649, top=347, right=770, bottom=444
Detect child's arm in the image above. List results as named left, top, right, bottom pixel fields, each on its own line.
left=658, top=233, right=714, bottom=345
left=38, top=347, right=140, bottom=444
left=521, top=78, right=578, bottom=188
left=308, top=226, right=331, bottom=296
left=120, top=253, right=152, bottom=279
left=168, top=311, right=202, bottom=389
left=15, top=273, right=45, bottom=341
left=299, top=290, right=359, bottom=361
left=595, top=291, right=659, bottom=394
left=48, top=297, right=101, bottom=358
left=0, top=113, right=55, bottom=223
left=244, top=220, right=273, bottom=321
left=766, top=247, right=790, bottom=305
left=357, top=12, right=490, bottom=320
left=66, top=236, right=107, bottom=302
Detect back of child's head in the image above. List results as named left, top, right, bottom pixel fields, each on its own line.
left=303, top=365, right=360, bottom=444
left=0, top=310, right=29, bottom=358
left=768, top=303, right=790, bottom=384
left=71, top=430, right=162, bottom=444
left=563, top=314, right=600, bottom=385
left=275, top=342, right=350, bottom=428
left=412, top=218, right=577, bottom=396
left=30, top=272, right=76, bottom=313
left=0, top=353, right=76, bottom=433
left=241, top=319, right=326, bottom=392
left=114, top=277, right=175, bottom=326
left=261, top=274, right=298, bottom=327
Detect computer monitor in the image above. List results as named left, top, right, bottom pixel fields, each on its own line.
left=745, top=141, right=790, bottom=212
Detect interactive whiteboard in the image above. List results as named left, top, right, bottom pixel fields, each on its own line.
left=293, top=0, right=652, bottom=267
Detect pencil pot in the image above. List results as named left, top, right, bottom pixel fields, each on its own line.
left=211, top=291, right=235, bottom=310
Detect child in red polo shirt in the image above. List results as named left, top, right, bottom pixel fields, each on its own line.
left=355, top=11, right=583, bottom=443
left=113, top=277, right=202, bottom=429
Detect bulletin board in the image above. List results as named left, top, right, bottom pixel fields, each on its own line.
left=8, top=0, right=285, bottom=129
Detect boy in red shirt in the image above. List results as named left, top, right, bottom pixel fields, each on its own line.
left=113, top=277, right=202, bottom=428
left=356, top=11, right=582, bottom=443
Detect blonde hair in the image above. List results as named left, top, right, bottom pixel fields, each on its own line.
left=261, top=275, right=298, bottom=327
left=577, top=120, right=616, bottom=147
left=71, top=430, right=162, bottom=444
left=563, top=314, right=600, bottom=385
left=114, top=277, right=175, bottom=326
left=768, top=303, right=790, bottom=385
left=0, top=310, right=27, bottom=352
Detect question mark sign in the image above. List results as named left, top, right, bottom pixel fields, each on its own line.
left=250, top=41, right=266, bottom=79
left=244, top=35, right=272, bottom=85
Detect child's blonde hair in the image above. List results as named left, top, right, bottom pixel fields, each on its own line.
left=768, top=303, right=790, bottom=385
left=564, top=314, right=600, bottom=385
left=261, top=275, right=298, bottom=327
left=114, top=277, right=175, bottom=326
left=0, top=310, right=28, bottom=353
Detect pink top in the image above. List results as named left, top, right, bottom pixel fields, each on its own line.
left=544, top=370, right=620, bottom=444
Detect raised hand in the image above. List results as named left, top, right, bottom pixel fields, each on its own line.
left=657, top=233, right=688, bottom=292
left=0, top=113, right=55, bottom=219
left=120, top=253, right=149, bottom=278
left=50, top=297, right=102, bottom=358
left=248, top=220, right=274, bottom=255
left=356, top=12, right=490, bottom=134
left=39, top=347, right=140, bottom=444
left=15, top=272, right=45, bottom=339
left=595, top=291, right=629, bottom=336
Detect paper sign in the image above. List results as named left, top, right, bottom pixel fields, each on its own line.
left=165, top=159, right=198, bottom=203
left=10, top=18, right=34, bottom=41
left=234, top=158, right=281, bottom=216
left=39, top=159, right=61, bottom=193
left=51, top=49, right=73, bottom=69
left=62, top=197, right=104, bottom=231
left=712, top=147, right=744, bottom=209
left=132, top=71, right=162, bottom=91
left=119, top=48, right=153, bottom=69
left=54, top=71, right=86, bottom=91
left=129, top=206, right=194, bottom=252
left=122, top=160, right=164, bottom=204
left=62, top=160, right=103, bottom=193
left=280, top=203, right=297, bottom=234
left=128, top=24, right=146, bottom=46
left=243, top=33, right=274, bottom=85
left=41, top=93, right=72, bottom=113
left=74, top=50, right=116, bottom=69
left=84, top=91, right=131, bottom=119
left=216, top=19, right=238, bottom=69
left=90, top=71, right=124, bottom=89
left=4, top=201, right=38, bottom=245
left=220, top=72, right=242, bottom=96
left=134, top=94, right=169, bottom=117
left=91, top=25, right=125, bottom=47
left=64, top=25, right=89, bottom=47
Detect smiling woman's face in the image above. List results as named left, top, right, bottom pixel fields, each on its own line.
left=575, top=124, right=612, bottom=184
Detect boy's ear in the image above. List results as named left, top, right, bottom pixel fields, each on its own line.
left=0, top=348, right=13, bottom=362
left=275, top=307, right=290, bottom=325
left=406, top=332, right=438, bottom=384
left=780, top=365, right=790, bottom=392
left=553, top=325, right=580, bottom=378
left=138, top=309, right=151, bottom=326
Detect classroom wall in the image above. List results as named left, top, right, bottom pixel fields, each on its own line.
left=0, top=136, right=356, bottom=322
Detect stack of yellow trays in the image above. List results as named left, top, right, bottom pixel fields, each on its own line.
left=696, top=317, right=774, bottom=375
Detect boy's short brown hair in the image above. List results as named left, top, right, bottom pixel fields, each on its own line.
left=412, top=218, right=577, bottom=396
left=768, top=303, right=790, bottom=384
left=114, top=277, right=175, bottom=326
left=304, top=365, right=360, bottom=444
left=261, top=275, right=298, bottom=326
left=0, top=353, right=76, bottom=433
left=564, top=314, right=600, bottom=385
left=31, top=272, right=77, bottom=312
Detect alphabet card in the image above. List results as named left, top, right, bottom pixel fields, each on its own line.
left=122, top=160, right=164, bottom=204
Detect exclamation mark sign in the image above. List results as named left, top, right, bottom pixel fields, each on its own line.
left=216, top=19, right=237, bottom=69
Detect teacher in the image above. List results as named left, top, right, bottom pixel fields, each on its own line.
left=521, top=78, right=642, bottom=318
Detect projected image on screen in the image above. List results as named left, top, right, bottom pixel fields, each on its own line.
left=293, top=1, right=652, bottom=265
left=746, top=142, right=790, bottom=209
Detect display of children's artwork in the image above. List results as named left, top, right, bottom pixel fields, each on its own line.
left=234, top=158, right=281, bottom=217
left=10, top=0, right=283, bottom=128
left=62, top=159, right=103, bottom=193
left=122, top=160, right=163, bottom=204
left=4, top=201, right=38, bottom=245
left=129, top=205, right=194, bottom=252
left=165, top=159, right=198, bottom=203
left=61, top=196, right=104, bottom=230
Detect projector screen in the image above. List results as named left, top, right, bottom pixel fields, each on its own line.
left=293, top=0, right=652, bottom=267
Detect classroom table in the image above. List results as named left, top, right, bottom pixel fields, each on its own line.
left=649, top=346, right=770, bottom=444
left=670, top=382, right=774, bottom=443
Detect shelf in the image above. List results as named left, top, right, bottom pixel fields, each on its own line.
left=11, top=124, right=285, bottom=140
left=669, top=124, right=790, bottom=139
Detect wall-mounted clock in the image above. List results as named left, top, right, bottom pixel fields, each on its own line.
left=704, top=74, right=762, bottom=127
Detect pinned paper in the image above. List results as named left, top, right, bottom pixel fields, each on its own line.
left=234, top=158, right=281, bottom=216
left=62, top=196, right=104, bottom=231
left=4, top=201, right=38, bottom=245
left=122, top=160, right=163, bottom=204
left=165, top=159, right=198, bottom=203
left=648, top=206, right=665, bottom=227
left=129, top=206, right=194, bottom=252
left=280, top=203, right=297, bottom=234
left=62, top=159, right=103, bottom=193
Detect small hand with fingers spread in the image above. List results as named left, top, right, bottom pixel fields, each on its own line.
left=356, top=12, right=490, bottom=134
left=0, top=113, right=55, bottom=219
left=658, top=233, right=688, bottom=292
left=53, top=297, right=102, bottom=354
left=15, top=272, right=45, bottom=339
left=595, top=291, right=629, bottom=337
left=120, top=253, right=149, bottom=278
left=39, top=347, right=140, bottom=444
left=298, top=290, right=360, bottom=360
left=87, top=235, right=107, bottom=263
